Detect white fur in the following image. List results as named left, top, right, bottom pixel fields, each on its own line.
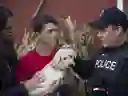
left=29, top=47, right=76, bottom=96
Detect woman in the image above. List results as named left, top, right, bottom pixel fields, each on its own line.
left=0, top=5, right=45, bottom=96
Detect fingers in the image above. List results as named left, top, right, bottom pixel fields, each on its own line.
left=65, top=16, right=75, bottom=31
left=17, top=31, right=39, bottom=57
left=34, top=71, right=46, bottom=82
left=33, top=71, right=42, bottom=78
left=22, top=31, right=29, bottom=45
left=24, top=31, right=29, bottom=40
left=21, top=31, right=39, bottom=47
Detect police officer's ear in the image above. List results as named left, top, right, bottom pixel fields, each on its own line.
left=116, top=26, right=123, bottom=36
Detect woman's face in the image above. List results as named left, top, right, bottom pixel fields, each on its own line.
left=39, top=23, right=59, bottom=47
left=2, top=17, right=14, bottom=41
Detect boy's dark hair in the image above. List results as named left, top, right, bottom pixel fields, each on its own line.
left=0, top=6, right=13, bottom=32
left=31, top=14, right=58, bottom=33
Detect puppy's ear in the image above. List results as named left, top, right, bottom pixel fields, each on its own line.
left=58, top=56, right=62, bottom=64
left=52, top=56, right=61, bottom=66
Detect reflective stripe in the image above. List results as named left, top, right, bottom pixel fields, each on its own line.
left=93, top=88, right=106, bottom=91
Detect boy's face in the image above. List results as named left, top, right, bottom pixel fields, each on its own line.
left=39, top=23, right=59, bottom=47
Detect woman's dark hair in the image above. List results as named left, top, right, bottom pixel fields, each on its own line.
left=31, top=14, right=58, bottom=33
left=0, top=6, right=13, bottom=32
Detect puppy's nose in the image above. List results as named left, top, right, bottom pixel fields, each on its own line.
left=69, top=62, right=75, bottom=67
left=69, top=64, right=74, bottom=68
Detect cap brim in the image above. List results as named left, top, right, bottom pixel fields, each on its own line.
left=88, top=19, right=106, bottom=29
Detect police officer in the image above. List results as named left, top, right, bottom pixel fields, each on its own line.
left=72, top=7, right=128, bottom=96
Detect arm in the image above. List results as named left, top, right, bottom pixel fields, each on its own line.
left=73, top=57, right=106, bottom=96
left=72, top=56, right=94, bottom=80
left=29, top=79, right=61, bottom=96
left=29, top=65, right=62, bottom=96
left=0, top=56, right=28, bottom=96
left=2, top=84, right=28, bottom=96
left=118, top=58, right=128, bottom=87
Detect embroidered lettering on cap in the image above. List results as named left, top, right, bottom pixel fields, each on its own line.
left=95, top=60, right=117, bottom=71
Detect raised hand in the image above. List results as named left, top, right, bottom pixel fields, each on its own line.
left=16, top=31, right=39, bottom=58
left=58, top=16, right=77, bottom=47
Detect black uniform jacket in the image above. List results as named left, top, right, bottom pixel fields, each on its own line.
left=73, top=43, right=128, bottom=96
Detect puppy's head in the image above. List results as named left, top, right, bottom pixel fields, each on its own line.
left=52, top=47, right=76, bottom=70
left=60, top=52, right=76, bottom=68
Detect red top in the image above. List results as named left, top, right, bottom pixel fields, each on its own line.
left=16, top=50, right=55, bottom=82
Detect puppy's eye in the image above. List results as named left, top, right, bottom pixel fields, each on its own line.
left=63, top=57, right=67, bottom=60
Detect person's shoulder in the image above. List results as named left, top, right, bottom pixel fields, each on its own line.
left=22, top=51, right=37, bottom=57
left=119, top=43, right=128, bottom=58
left=20, top=50, right=38, bottom=61
left=122, top=42, right=128, bottom=49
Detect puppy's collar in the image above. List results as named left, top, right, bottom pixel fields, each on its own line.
left=61, top=44, right=74, bottom=49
